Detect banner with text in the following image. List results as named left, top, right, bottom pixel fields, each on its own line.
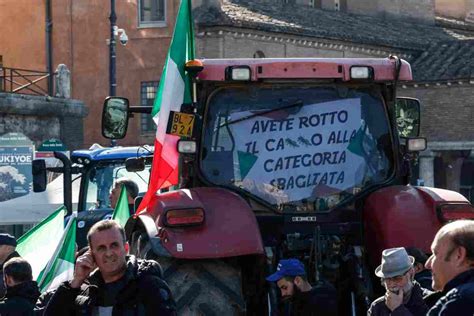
left=230, top=98, right=366, bottom=203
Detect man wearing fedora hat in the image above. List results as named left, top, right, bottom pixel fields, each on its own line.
left=368, top=247, right=429, bottom=315
left=0, top=233, right=20, bottom=298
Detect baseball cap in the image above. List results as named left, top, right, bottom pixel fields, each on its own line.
left=0, top=233, right=17, bottom=247
left=266, top=259, right=306, bottom=282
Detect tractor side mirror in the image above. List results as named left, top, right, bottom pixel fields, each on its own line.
left=32, top=159, right=47, bottom=192
left=102, top=97, right=130, bottom=139
left=125, top=157, right=145, bottom=172
left=395, top=97, right=421, bottom=138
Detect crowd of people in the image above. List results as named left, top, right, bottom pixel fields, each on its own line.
left=266, top=220, right=474, bottom=316
left=0, top=218, right=473, bottom=315
left=0, top=220, right=176, bottom=315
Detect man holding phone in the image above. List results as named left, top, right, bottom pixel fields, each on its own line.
left=44, top=220, right=176, bottom=315
left=368, top=247, right=429, bottom=316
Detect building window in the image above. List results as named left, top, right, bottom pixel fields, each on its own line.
left=139, top=0, right=166, bottom=27
left=140, top=81, right=159, bottom=134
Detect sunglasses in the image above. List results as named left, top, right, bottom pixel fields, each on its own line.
left=381, top=269, right=410, bottom=283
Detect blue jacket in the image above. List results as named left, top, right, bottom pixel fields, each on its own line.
left=427, top=269, right=474, bottom=316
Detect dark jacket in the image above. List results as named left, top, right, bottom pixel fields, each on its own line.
left=44, top=255, right=176, bottom=316
left=286, top=281, right=338, bottom=316
left=0, top=251, right=21, bottom=298
left=427, top=269, right=474, bottom=316
left=0, top=280, right=41, bottom=316
left=414, top=269, right=433, bottom=291
left=33, top=289, right=56, bottom=316
left=367, top=282, right=429, bottom=316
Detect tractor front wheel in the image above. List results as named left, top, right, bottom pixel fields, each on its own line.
left=130, top=232, right=246, bottom=315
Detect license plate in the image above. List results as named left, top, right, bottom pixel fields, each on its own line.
left=167, top=111, right=195, bottom=137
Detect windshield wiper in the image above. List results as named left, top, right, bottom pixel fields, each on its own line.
left=222, top=100, right=304, bottom=127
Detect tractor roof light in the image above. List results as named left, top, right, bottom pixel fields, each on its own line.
left=177, top=140, right=196, bottom=154
left=350, top=66, right=373, bottom=80
left=226, top=66, right=251, bottom=81
left=185, top=60, right=204, bottom=77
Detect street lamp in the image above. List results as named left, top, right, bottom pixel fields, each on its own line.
left=109, top=0, right=128, bottom=97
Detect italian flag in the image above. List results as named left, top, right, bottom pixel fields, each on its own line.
left=137, top=0, right=195, bottom=212
left=16, top=206, right=66, bottom=281
left=37, top=213, right=77, bottom=292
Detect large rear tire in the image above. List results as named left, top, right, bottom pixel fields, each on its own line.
left=131, top=232, right=246, bottom=315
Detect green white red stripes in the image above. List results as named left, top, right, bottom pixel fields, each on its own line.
left=138, top=0, right=195, bottom=212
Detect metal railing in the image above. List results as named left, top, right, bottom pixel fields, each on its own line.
left=0, top=67, right=54, bottom=96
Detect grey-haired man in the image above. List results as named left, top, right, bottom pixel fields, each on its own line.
left=367, top=247, right=429, bottom=316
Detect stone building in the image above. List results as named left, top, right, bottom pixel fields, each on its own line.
left=0, top=0, right=181, bottom=148
left=1, top=0, right=473, bottom=200
left=193, top=0, right=474, bottom=201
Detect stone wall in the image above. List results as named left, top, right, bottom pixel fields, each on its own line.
left=435, top=0, right=466, bottom=20
left=377, top=0, right=435, bottom=24
left=346, top=0, right=378, bottom=15
left=399, top=83, right=474, bottom=142
left=196, top=29, right=407, bottom=59
left=0, top=93, right=87, bottom=150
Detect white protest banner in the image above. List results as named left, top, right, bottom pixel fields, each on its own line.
left=230, top=98, right=366, bottom=203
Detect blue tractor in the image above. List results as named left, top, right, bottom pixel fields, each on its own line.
left=32, top=144, right=153, bottom=248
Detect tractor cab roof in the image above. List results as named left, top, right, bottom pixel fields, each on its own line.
left=196, top=57, right=412, bottom=82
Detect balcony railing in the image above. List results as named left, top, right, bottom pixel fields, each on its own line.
left=0, top=67, right=54, bottom=96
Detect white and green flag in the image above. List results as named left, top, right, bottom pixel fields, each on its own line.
left=16, top=206, right=66, bottom=280
left=112, top=185, right=130, bottom=227
left=38, top=213, right=77, bottom=292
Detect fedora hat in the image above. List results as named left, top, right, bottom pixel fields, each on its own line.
left=375, top=247, right=415, bottom=278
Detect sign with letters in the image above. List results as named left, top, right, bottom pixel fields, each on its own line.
left=229, top=98, right=366, bottom=203
left=0, top=133, right=34, bottom=202
left=166, top=111, right=195, bottom=138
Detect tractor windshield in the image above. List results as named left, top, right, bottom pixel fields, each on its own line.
left=200, top=85, right=393, bottom=213
left=85, top=162, right=150, bottom=210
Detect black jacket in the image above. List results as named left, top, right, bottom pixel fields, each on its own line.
left=367, top=282, right=429, bottom=316
left=286, top=281, right=338, bottom=316
left=427, top=269, right=474, bottom=316
left=414, top=269, right=433, bottom=291
left=0, top=251, right=21, bottom=298
left=44, top=255, right=176, bottom=316
left=0, top=280, right=41, bottom=316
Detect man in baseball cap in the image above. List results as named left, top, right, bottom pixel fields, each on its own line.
left=266, top=258, right=337, bottom=316
left=368, top=247, right=428, bottom=315
left=0, top=233, right=20, bottom=297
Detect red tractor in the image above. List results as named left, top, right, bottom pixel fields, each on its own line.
left=102, top=56, right=474, bottom=315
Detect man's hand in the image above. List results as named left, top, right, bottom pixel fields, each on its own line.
left=70, top=250, right=97, bottom=288
left=385, top=289, right=403, bottom=311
